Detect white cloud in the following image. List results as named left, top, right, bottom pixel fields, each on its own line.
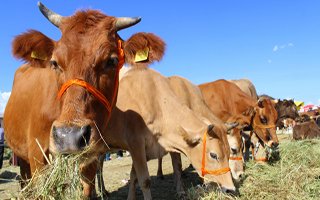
left=273, top=45, right=279, bottom=52
left=272, top=43, right=294, bottom=52
left=0, top=92, right=11, bottom=114
left=288, top=43, right=294, bottom=47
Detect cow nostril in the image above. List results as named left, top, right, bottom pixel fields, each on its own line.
left=79, top=125, right=91, bottom=149
left=272, top=142, right=279, bottom=148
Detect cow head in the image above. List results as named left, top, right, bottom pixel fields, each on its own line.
left=12, top=2, right=165, bottom=156
left=275, top=99, right=299, bottom=121
left=226, top=127, right=244, bottom=181
left=251, top=98, right=279, bottom=148
left=181, top=124, right=236, bottom=193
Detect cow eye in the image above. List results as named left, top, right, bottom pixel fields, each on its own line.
left=260, top=117, right=268, bottom=124
left=210, top=152, right=219, bottom=160
left=50, top=60, right=59, bottom=70
left=231, top=148, right=238, bottom=155
left=104, top=57, right=119, bottom=70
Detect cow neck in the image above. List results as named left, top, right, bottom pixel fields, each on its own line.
left=201, top=131, right=231, bottom=177
left=57, top=39, right=125, bottom=122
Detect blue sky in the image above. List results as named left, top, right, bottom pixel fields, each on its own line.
left=1, top=0, right=320, bottom=113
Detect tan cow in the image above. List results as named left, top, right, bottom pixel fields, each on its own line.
left=199, top=79, right=279, bottom=162
left=100, top=67, right=236, bottom=199
left=229, top=79, right=258, bottom=100
left=4, top=2, right=165, bottom=198
left=155, top=76, right=244, bottom=182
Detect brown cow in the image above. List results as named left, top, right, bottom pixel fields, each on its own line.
left=293, top=120, right=320, bottom=140
left=4, top=2, right=164, bottom=198
left=99, top=68, right=237, bottom=199
left=229, top=79, right=258, bottom=100
left=199, top=79, right=279, bottom=162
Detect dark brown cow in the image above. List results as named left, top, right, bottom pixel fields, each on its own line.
left=293, top=120, right=320, bottom=140
left=198, top=80, right=279, bottom=160
left=4, top=2, right=164, bottom=198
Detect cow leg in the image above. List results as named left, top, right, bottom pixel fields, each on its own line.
left=157, top=157, right=164, bottom=179
left=128, top=147, right=152, bottom=200
left=81, top=160, right=98, bottom=199
left=128, top=164, right=138, bottom=200
left=170, top=152, right=185, bottom=196
left=241, top=131, right=251, bottom=161
left=18, top=157, right=31, bottom=188
left=96, top=154, right=109, bottom=199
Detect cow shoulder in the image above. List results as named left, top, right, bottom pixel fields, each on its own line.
left=12, top=30, right=54, bottom=68
left=123, top=32, right=165, bottom=68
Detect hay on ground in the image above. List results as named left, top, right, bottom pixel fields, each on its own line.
left=187, top=139, right=320, bottom=200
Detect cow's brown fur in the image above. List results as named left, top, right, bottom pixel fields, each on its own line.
left=199, top=79, right=279, bottom=149
left=293, top=120, right=320, bottom=140
left=4, top=7, right=164, bottom=199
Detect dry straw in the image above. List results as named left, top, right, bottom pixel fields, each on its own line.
left=18, top=150, right=89, bottom=200
left=187, top=139, right=320, bottom=200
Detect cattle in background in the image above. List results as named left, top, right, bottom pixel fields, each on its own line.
left=229, top=79, right=258, bottom=100
left=275, top=99, right=299, bottom=129
left=4, top=2, right=165, bottom=198
left=316, top=116, right=320, bottom=127
left=99, top=67, right=237, bottom=199
left=199, top=80, right=279, bottom=162
left=293, top=120, right=320, bottom=140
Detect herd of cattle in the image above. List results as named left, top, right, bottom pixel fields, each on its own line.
left=3, top=2, right=320, bottom=199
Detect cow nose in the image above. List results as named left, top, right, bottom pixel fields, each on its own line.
left=52, top=124, right=92, bottom=153
left=238, top=172, right=244, bottom=180
left=78, top=125, right=91, bottom=148
left=272, top=142, right=279, bottom=148
left=221, top=186, right=237, bottom=195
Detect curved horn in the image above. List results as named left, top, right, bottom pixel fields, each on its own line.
left=38, top=2, right=64, bottom=28
left=225, top=122, right=239, bottom=131
left=116, top=17, right=141, bottom=31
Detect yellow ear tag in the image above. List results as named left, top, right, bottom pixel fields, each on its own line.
left=134, top=47, right=149, bottom=63
left=31, top=51, right=47, bottom=61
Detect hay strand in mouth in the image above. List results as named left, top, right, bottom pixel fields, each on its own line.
left=35, top=138, right=51, bottom=165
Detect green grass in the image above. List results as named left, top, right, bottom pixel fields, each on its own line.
left=187, top=139, right=320, bottom=200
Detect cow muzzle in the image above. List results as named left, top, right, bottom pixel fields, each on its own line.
left=51, top=124, right=91, bottom=154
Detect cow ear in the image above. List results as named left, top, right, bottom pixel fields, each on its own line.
left=257, top=99, right=265, bottom=108
left=123, top=32, right=165, bottom=68
left=207, top=124, right=222, bottom=139
left=178, top=126, right=201, bottom=147
left=12, top=30, right=54, bottom=68
left=225, top=122, right=239, bottom=134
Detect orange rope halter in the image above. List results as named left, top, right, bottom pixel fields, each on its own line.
left=201, top=131, right=231, bottom=177
left=57, top=39, right=125, bottom=116
left=251, top=144, right=268, bottom=162
left=229, top=156, right=243, bottom=161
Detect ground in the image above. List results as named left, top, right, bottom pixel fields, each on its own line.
left=0, top=133, right=292, bottom=200
left=0, top=153, right=201, bottom=200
